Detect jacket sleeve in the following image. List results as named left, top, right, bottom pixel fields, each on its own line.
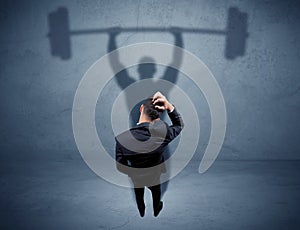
left=115, top=140, right=129, bottom=174
left=166, top=107, right=184, bottom=142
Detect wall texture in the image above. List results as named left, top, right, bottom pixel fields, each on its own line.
left=1, top=1, right=300, bottom=229
left=0, top=0, right=299, bottom=163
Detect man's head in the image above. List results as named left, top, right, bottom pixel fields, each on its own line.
left=140, top=97, right=164, bottom=121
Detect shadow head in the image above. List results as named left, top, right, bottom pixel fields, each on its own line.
left=137, top=57, right=157, bottom=80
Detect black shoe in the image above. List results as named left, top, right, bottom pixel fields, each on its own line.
left=138, top=204, right=145, bottom=217
left=154, top=201, right=163, bottom=217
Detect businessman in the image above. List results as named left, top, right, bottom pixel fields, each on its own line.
left=115, top=91, right=184, bottom=217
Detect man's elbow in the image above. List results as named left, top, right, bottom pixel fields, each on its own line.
left=179, top=117, right=184, bottom=130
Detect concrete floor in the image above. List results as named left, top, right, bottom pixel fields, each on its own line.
left=1, top=159, right=299, bottom=230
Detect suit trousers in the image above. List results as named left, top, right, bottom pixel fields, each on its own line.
left=130, top=173, right=161, bottom=210
left=133, top=184, right=161, bottom=210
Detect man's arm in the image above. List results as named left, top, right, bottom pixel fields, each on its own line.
left=152, top=92, right=184, bottom=142
left=166, top=107, right=184, bottom=141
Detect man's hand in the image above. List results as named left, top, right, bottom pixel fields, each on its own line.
left=152, top=91, right=174, bottom=112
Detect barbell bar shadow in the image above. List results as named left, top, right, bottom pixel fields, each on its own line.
left=47, top=7, right=248, bottom=60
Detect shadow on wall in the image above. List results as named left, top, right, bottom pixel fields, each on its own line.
left=47, top=6, right=248, bottom=60
left=226, top=7, right=248, bottom=59
left=106, top=26, right=183, bottom=126
left=47, top=5, right=248, bottom=197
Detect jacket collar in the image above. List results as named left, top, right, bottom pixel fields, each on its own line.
left=132, top=122, right=150, bottom=129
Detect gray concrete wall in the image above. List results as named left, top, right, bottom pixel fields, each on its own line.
left=1, top=0, right=300, bottom=162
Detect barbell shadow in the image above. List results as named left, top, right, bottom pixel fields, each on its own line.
left=47, top=6, right=248, bottom=60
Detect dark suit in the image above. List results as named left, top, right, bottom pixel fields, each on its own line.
left=115, top=108, right=184, bottom=212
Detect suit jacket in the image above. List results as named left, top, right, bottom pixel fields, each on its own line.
left=115, top=108, right=184, bottom=178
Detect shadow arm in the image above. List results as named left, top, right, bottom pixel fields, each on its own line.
left=161, top=31, right=184, bottom=84
left=108, top=32, right=135, bottom=89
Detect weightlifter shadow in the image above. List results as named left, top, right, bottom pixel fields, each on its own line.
left=108, top=27, right=184, bottom=197
left=47, top=4, right=248, bottom=196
